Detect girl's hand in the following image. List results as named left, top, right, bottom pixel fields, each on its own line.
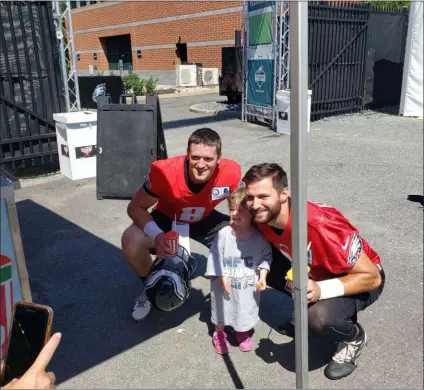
left=256, top=278, right=267, bottom=291
left=219, top=277, right=231, bottom=295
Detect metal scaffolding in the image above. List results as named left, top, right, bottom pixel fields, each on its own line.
left=279, top=2, right=290, bottom=91
left=52, top=1, right=81, bottom=112
left=242, top=1, right=290, bottom=128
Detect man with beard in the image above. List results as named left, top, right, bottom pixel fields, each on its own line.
left=242, top=163, right=385, bottom=380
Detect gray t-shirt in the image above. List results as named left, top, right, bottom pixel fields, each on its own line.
left=205, top=225, right=273, bottom=332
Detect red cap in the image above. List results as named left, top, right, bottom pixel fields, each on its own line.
left=165, top=231, right=179, bottom=240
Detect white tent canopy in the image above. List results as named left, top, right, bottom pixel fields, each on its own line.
left=400, top=1, right=423, bottom=117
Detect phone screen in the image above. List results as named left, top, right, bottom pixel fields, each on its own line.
left=2, top=304, right=49, bottom=384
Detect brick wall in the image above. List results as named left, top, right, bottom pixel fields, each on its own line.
left=73, top=1, right=243, bottom=72
left=72, top=1, right=241, bottom=31
left=77, top=43, right=234, bottom=72
left=187, top=46, right=233, bottom=69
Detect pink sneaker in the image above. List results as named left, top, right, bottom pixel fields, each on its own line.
left=236, top=331, right=253, bottom=352
left=212, top=331, right=230, bottom=354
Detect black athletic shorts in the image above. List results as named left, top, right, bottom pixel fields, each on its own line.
left=150, top=208, right=229, bottom=249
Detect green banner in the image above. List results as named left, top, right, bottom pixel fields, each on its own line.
left=247, top=59, right=274, bottom=106
left=249, top=12, right=272, bottom=46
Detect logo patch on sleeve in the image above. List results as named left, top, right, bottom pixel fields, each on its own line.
left=144, top=167, right=152, bottom=190
left=347, top=233, right=362, bottom=265
left=307, top=248, right=313, bottom=265
left=211, top=186, right=230, bottom=200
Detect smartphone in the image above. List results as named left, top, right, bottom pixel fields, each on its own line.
left=1, top=302, right=53, bottom=385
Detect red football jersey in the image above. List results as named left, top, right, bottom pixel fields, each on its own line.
left=257, top=201, right=382, bottom=281
left=144, top=155, right=242, bottom=223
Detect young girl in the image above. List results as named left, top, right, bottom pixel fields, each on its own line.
left=205, top=187, right=273, bottom=354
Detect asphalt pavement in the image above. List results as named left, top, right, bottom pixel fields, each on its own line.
left=14, top=94, right=423, bottom=389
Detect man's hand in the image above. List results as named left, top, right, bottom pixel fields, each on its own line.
left=154, top=232, right=173, bottom=259
left=307, top=279, right=321, bottom=303
left=285, top=278, right=321, bottom=303
left=219, top=277, right=231, bottom=295
left=3, top=332, right=61, bottom=389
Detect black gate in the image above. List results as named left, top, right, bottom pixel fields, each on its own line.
left=0, top=1, right=64, bottom=170
left=308, top=2, right=371, bottom=120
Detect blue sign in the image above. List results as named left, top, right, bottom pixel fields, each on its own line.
left=247, top=59, right=274, bottom=107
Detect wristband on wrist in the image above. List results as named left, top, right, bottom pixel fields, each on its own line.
left=317, top=278, right=345, bottom=300
left=143, top=221, right=163, bottom=240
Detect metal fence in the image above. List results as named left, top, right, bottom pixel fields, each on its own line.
left=0, top=1, right=64, bottom=170
left=308, top=1, right=409, bottom=120
left=308, top=2, right=371, bottom=120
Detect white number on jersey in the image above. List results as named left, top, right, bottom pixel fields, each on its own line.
left=180, top=207, right=206, bottom=222
left=310, top=201, right=333, bottom=208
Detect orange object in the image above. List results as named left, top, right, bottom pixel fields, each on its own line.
left=165, top=231, right=179, bottom=255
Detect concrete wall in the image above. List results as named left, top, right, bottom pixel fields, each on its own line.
left=77, top=70, right=176, bottom=86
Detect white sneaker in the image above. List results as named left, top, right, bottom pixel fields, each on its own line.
left=132, top=287, right=152, bottom=322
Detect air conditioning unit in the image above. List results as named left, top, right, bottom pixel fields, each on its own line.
left=176, top=64, right=197, bottom=87
left=199, top=68, right=219, bottom=86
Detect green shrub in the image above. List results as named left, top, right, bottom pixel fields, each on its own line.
left=145, top=75, right=158, bottom=94
left=370, top=0, right=410, bottom=11
left=132, top=77, right=145, bottom=95
left=123, top=74, right=141, bottom=93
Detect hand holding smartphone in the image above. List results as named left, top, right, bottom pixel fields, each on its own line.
left=2, top=333, right=61, bottom=389
left=1, top=302, right=59, bottom=388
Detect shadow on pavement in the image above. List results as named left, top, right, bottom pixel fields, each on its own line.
left=407, top=194, right=424, bottom=207
left=257, top=288, right=337, bottom=372
left=222, top=354, right=245, bottom=389
left=16, top=199, right=208, bottom=384
left=191, top=253, right=207, bottom=279
left=255, top=336, right=336, bottom=373
left=198, top=294, right=246, bottom=389
left=163, top=112, right=239, bottom=130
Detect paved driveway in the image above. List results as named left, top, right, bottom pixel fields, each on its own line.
left=15, top=96, right=423, bottom=389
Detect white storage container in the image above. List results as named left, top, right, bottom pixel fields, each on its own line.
left=53, top=111, right=97, bottom=180
left=276, top=89, right=312, bottom=135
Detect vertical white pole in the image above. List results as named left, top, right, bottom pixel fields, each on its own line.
left=66, top=0, right=81, bottom=111
left=290, top=1, right=309, bottom=388
left=53, top=1, right=71, bottom=112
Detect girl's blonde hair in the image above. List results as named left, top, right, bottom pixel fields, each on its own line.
left=227, top=187, right=247, bottom=210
